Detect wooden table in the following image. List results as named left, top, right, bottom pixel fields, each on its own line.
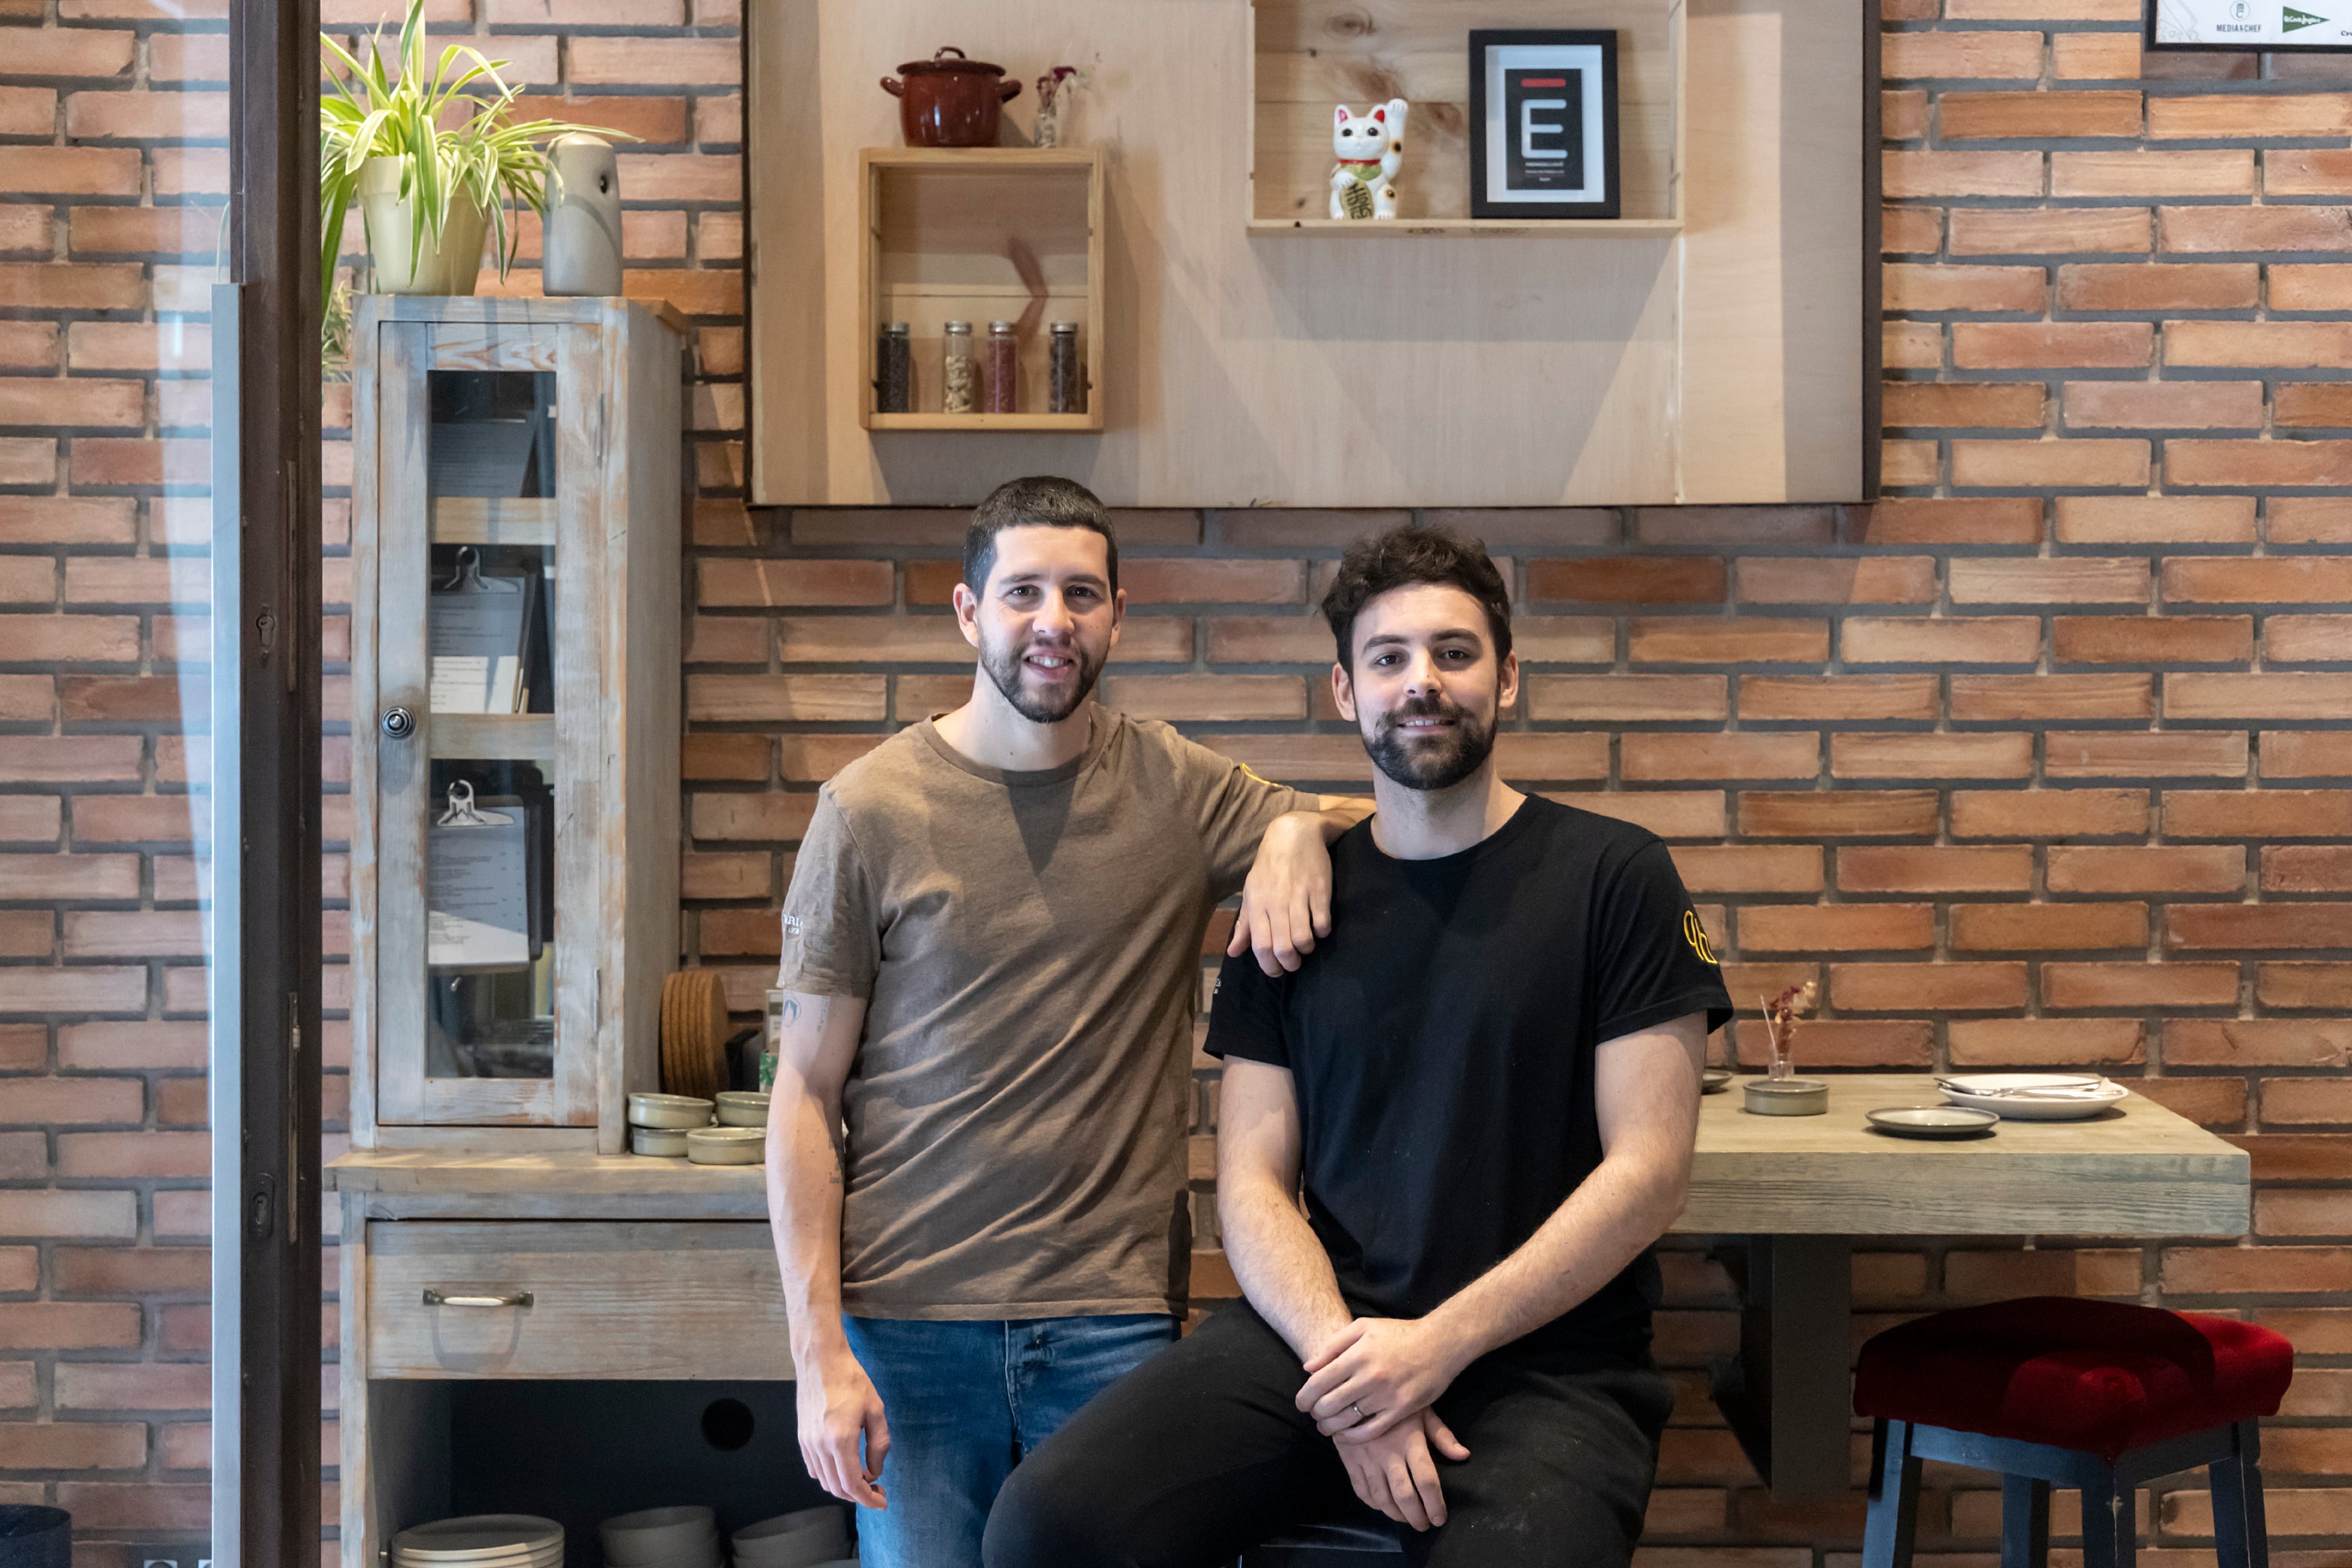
left=327, top=1074, right=2250, bottom=1522
left=1678, top=1074, right=2248, bottom=1498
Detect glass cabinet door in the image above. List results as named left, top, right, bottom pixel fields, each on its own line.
left=368, top=321, right=602, bottom=1126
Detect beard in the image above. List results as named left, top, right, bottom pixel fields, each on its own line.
left=980, top=633, right=1105, bottom=724
left=1364, top=692, right=1498, bottom=792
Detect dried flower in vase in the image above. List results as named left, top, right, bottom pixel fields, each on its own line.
left=1759, top=979, right=1818, bottom=1082
left=1034, top=65, right=1086, bottom=149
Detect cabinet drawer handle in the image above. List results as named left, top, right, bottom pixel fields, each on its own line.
left=422, top=1288, right=534, bottom=1309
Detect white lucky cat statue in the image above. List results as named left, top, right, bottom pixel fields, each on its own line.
left=1329, top=99, right=1408, bottom=220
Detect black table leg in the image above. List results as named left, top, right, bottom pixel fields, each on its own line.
left=1710, top=1233, right=1854, bottom=1500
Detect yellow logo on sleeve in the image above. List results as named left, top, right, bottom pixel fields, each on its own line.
left=1683, top=909, right=1719, bottom=965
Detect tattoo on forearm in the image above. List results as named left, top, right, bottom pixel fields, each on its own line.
left=781, top=999, right=799, bottom=1027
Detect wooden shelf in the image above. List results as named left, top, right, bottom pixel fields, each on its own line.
left=1247, top=218, right=1684, bottom=238
left=430, top=496, right=557, bottom=546
left=428, top=712, right=556, bottom=763
left=858, top=146, right=1105, bottom=433
left=869, top=412, right=1100, bottom=432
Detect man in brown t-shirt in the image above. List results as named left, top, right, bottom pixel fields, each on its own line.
left=765, top=477, right=1369, bottom=1568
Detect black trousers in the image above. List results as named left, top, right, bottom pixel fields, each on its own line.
left=982, top=1300, right=1673, bottom=1568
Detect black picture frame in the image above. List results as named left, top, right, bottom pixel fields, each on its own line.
left=2145, top=0, right=2352, bottom=49
left=1468, top=29, right=1621, bottom=220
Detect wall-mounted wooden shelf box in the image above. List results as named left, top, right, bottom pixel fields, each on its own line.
left=858, top=147, right=1105, bottom=431
left=1246, top=0, right=1685, bottom=236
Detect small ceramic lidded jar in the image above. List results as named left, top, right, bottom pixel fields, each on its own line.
left=985, top=321, right=1018, bottom=414
left=875, top=321, right=911, bottom=414
left=942, top=321, right=977, bottom=414
left=542, top=133, right=621, bottom=297
left=1048, top=321, right=1083, bottom=414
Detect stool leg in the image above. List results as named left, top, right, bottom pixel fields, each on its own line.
left=2080, top=1478, right=2135, bottom=1568
left=2242, top=1419, right=2270, bottom=1568
left=2210, top=1425, right=2253, bottom=1568
left=2000, top=1474, right=2051, bottom=1568
left=1862, top=1419, right=1921, bottom=1568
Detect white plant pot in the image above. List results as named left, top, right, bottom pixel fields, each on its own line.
left=358, top=155, right=489, bottom=295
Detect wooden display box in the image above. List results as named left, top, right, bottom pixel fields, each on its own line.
left=858, top=147, right=1105, bottom=431
left=1247, top=0, right=1685, bottom=235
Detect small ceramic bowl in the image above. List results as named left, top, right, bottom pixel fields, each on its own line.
left=716, top=1089, right=772, bottom=1128
left=599, top=1507, right=717, bottom=1568
left=1743, top=1077, right=1830, bottom=1117
left=626, top=1092, right=714, bottom=1129
left=631, top=1125, right=689, bottom=1158
left=686, top=1125, right=765, bottom=1166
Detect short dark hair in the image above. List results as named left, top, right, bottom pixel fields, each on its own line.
left=963, top=476, right=1119, bottom=594
left=1321, top=523, right=1513, bottom=668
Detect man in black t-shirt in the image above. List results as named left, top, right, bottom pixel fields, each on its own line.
left=983, top=524, right=1733, bottom=1568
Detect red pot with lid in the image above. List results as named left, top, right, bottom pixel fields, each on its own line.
left=882, top=46, right=1022, bottom=147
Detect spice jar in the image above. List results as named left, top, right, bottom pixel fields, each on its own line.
left=985, top=321, right=1018, bottom=414
left=875, top=321, right=911, bottom=414
left=1048, top=321, right=1083, bottom=414
left=941, top=320, right=976, bottom=414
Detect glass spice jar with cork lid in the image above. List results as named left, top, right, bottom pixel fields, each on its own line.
left=985, top=321, right=1018, bottom=414
left=941, top=320, right=977, bottom=414
left=875, top=321, right=911, bottom=414
left=1048, top=321, right=1083, bottom=414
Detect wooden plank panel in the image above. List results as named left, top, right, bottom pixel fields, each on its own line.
left=365, top=1221, right=793, bottom=1379
left=429, top=497, right=558, bottom=547
left=427, top=714, right=557, bottom=763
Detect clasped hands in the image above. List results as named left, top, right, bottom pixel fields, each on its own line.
left=1296, top=1315, right=1473, bottom=1532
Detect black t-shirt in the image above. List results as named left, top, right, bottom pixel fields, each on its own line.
left=1206, top=795, right=1734, bottom=1367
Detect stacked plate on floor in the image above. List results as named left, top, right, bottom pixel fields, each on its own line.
left=600, top=1506, right=724, bottom=1568
left=732, top=1506, right=854, bottom=1568
left=392, top=1515, right=562, bottom=1568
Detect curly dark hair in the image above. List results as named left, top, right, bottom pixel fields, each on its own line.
left=1320, top=523, right=1512, bottom=669
left=963, top=475, right=1119, bottom=594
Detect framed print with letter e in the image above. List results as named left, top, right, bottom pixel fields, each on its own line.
left=1468, top=29, right=1620, bottom=220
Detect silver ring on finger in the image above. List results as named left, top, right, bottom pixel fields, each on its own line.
left=1351, top=1401, right=1368, bottom=1421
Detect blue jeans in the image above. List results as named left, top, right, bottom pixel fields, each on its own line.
left=840, top=1312, right=1178, bottom=1568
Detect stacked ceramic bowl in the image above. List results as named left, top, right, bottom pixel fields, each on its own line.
left=392, top=1515, right=562, bottom=1568
left=627, top=1091, right=713, bottom=1158
left=599, top=1506, right=723, bottom=1568
left=732, top=1506, right=854, bottom=1568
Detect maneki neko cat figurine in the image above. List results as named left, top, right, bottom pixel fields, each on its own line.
left=1329, top=99, right=1408, bottom=220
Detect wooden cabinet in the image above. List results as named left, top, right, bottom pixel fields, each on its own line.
left=350, top=297, right=682, bottom=1152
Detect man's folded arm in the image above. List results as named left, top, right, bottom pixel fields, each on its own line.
left=1214, top=1056, right=1356, bottom=1363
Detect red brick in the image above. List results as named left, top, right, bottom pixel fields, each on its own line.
left=0, top=27, right=132, bottom=78
left=2171, top=673, right=2352, bottom=722
left=2262, top=1076, right=2352, bottom=1123
left=2150, top=94, right=2352, bottom=140
left=0, top=1423, right=143, bottom=1470
left=2272, top=497, right=2352, bottom=544
left=1952, top=437, right=2150, bottom=488
left=1840, top=615, right=2041, bottom=666
left=1525, top=558, right=1724, bottom=604
left=568, top=37, right=741, bottom=84
left=1840, top=845, right=2033, bottom=893
left=1945, top=1249, right=2141, bottom=1303
left=2170, top=1020, right=2352, bottom=1070
left=1553, top=791, right=1723, bottom=839
left=53, top=1361, right=207, bottom=1411
left=1880, top=382, right=2043, bottom=428
left=1122, top=558, right=1305, bottom=605
left=1737, top=675, right=1940, bottom=721
left=1950, top=558, right=2148, bottom=606
left=687, top=792, right=817, bottom=844
left=2272, top=264, right=2352, bottom=313
left=1628, top=618, right=1827, bottom=664
left=1879, top=32, right=2045, bottom=78
left=51, top=1245, right=208, bottom=1296
left=1739, top=905, right=1934, bottom=953
left=1883, top=91, right=1930, bottom=143
left=1729, top=1018, right=1933, bottom=1069
left=2051, top=151, right=2254, bottom=198
left=2065, top=380, right=2262, bottom=431
left=1948, top=1017, right=2145, bottom=1062
left=1847, top=497, right=2043, bottom=544
left=2264, top=730, right=2352, bottom=775
left=2168, top=320, right=2352, bottom=368
left=1830, top=962, right=2028, bottom=1011
left=1951, top=672, right=2153, bottom=721
left=2161, top=1245, right=2350, bottom=1296
left=147, top=32, right=228, bottom=82
left=2170, top=439, right=2352, bottom=488
left=2276, top=384, right=2352, bottom=429
left=1831, top=733, right=2032, bottom=780
left=1423, top=509, right=1616, bottom=546
left=1940, top=90, right=2142, bottom=141
left=2165, top=556, right=2352, bottom=603
left=1525, top=675, right=1725, bottom=723
left=2133, top=1075, right=2247, bottom=1127
left=1885, top=321, right=1943, bottom=369
left=1879, top=440, right=1939, bottom=486
left=1621, top=734, right=1819, bottom=782
left=1948, top=206, right=2152, bottom=256
left=1101, top=675, right=1304, bottom=722
left=1736, top=789, right=1938, bottom=837
left=2057, top=262, right=2257, bottom=311
left=2044, top=961, right=2238, bottom=1008
left=2053, top=35, right=2142, bottom=78
left=2052, top=614, right=2251, bottom=665
left=2049, top=844, right=2242, bottom=893
left=1883, top=150, right=2043, bottom=199
left=694, top=558, right=890, bottom=609
left=56, top=1131, right=206, bottom=1179
left=2262, top=963, right=2352, bottom=1008
left=2265, top=844, right=2352, bottom=891
left=1953, top=322, right=2152, bottom=368
left=0, top=1075, right=139, bottom=1127
left=1883, top=263, right=2046, bottom=312
left=2169, top=903, right=2352, bottom=951
left=2047, top=730, right=2248, bottom=778
left=50, top=1480, right=208, bottom=1529
left=2055, top=495, right=2255, bottom=544
left=1667, top=846, right=1824, bottom=894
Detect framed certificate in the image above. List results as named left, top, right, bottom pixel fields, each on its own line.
left=2149, top=0, right=2352, bottom=47
left=1468, top=29, right=1621, bottom=220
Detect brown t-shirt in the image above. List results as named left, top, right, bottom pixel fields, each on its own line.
left=776, top=708, right=1302, bottom=1320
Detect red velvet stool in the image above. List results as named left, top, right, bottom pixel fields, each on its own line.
left=1854, top=1297, right=2294, bottom=1568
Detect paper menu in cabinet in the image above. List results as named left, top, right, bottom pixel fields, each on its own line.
left=427, top=793, right=532, bottom=969
left=428, top=566, right=536, bottom=714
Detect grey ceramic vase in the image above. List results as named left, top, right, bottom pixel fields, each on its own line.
left=542, top=133, right=621, bottom=297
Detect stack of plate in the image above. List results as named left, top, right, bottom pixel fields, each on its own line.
left=392, top=1515, right=562, bottom=1568
left=661, top=970, right=732, bottom=1102
left=1938, top=1073, right=2129, bottom=1121
left=600, top=1506, right=722, bottom=1568
left=732, top=1506, right=852, bottom=1568
left=687, top=1125, right=764, bottom=1166
left=627, top=1091, right=714, bottom=1158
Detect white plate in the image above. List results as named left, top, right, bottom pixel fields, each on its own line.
left=1939, top=1073, right=2128, bottom=1121
left=392, top=1518, right=562, bottom=1559
left=395, top=1549, right=560, bottom=1568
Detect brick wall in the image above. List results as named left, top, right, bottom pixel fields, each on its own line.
left=3, top=0, right=2350, bottom=1561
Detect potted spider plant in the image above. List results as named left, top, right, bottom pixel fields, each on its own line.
left=320, top=0, right=627, bottom=301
